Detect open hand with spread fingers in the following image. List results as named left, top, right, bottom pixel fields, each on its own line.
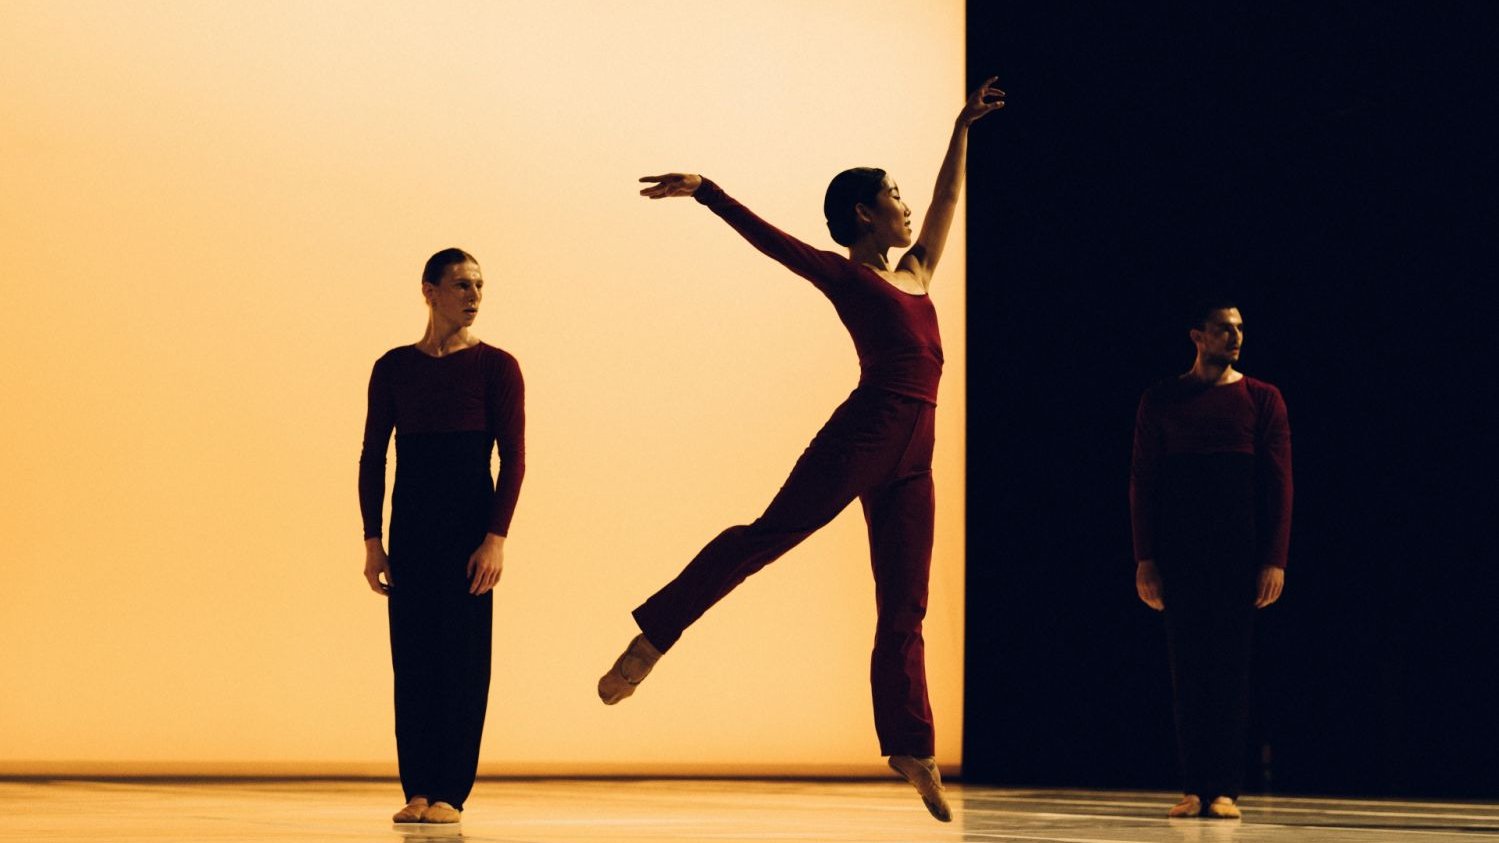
left=639, top=173, right=703, bottom=199
left=960, top=76, right=1006, bottom=126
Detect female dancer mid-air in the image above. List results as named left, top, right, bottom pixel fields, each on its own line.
left=598, top=78, right=1004, bottom=822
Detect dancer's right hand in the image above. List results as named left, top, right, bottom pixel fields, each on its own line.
left=364, top=540, right=392, bottom=596
left=639, top=173, right=702, bottom=199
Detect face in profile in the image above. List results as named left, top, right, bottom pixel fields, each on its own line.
left=424, top=261, right=484, bottom=326
left=861, top=176, right=914, bottom=249
left=1192, top=307, right=1244, bottom=366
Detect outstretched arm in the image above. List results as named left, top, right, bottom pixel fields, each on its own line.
left=897, top=77, right=1005, bottom=290
left=640, top=173, right=848, bottom=290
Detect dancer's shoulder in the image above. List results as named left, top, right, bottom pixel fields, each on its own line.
left=475, top=342, right=523, bottom=378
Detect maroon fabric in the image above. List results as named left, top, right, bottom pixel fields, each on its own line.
left=693, top=179, right=944, bottom=404
left=359, top=342, right=526, bottom=539
left=633, top=388, right=938, bottom=756
left=1130, top=375, right=1293, bottom=568
left=629, top=181, right=949, bottom=755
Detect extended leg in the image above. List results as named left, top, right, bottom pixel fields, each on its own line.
left=632, top=390, right=903, bottom=652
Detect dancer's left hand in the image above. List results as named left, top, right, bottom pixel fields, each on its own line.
left=1254, top=566, right=1285, bottom=608
left=468, top=534, right=506, bottom=595
left=959, top=76, right=1006, bottom=126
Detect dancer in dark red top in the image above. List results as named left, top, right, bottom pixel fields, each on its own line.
left=596, top=78, right=1005, bottom=823
left=359, top=248, right=526, bottom=826
left=1130, top=302, right=1291, bottom=820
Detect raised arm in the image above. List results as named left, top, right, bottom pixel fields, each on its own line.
left=896, top=77, right=1005, bottom=290
left=640, top=174, right=849, bottom=290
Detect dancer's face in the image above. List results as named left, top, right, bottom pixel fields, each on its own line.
left=860, top=176, right=913, bottom=249
left=1191, top=308, right=1244, bottom=366
left=424, top=261, right=483, bottom=327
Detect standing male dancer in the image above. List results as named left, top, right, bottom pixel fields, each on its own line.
left=1129, top=301, right=1292, bottom=819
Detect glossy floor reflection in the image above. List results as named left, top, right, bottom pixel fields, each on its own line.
left=3, top=779, right=1498, bottom=842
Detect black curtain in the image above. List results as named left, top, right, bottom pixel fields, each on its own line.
left=962, top=1, right=1498, bottom=797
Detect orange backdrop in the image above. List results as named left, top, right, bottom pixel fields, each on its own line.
left=0, top=0, right=967, bottom=776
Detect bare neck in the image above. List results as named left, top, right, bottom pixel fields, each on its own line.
left=847, top=239, right=891, bottom=272
left=1186, top=358, right=1243, bottom=385
left=417, top=316, right=476, bottom=357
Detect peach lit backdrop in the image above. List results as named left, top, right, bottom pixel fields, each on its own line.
left=0, top=0, right=966, bottom=776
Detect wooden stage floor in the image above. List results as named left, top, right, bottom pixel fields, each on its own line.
left=4, top=778, right=1498, bottom=842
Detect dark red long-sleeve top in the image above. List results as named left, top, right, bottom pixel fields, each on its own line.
left=1129, top=375, right=1293, bottom=568
left=358, top=342, right=526, bottom=540
left=694, top=179, right=944, bottom=404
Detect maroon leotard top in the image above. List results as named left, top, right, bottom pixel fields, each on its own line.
left=694, top=179, right=944, bottom=404
left=1129, top=375, right=1293, bottom=568
left=358, top=342, right=526, bottom=539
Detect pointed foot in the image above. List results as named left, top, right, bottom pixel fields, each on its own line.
left=888, top=754, right=952, bottom=822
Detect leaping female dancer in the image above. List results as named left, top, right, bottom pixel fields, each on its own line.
left=599, top=78, right=1004, bottom=822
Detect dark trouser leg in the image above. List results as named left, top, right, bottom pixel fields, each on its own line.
left=863, top=471, right=936, bottom=755
left=862, top=404, right=937, bottom=757
left=633, top=390, right=906, bottom=652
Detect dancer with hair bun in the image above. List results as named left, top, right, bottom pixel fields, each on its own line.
left=598, top=78, right=1004, bottom=823
left=359, top=248, right=526, bottom=826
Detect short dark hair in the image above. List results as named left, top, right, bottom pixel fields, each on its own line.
left=1189, top=296, right=1240, bottom=329
left=422, top=248, right=477, bottom=287
left=823, top=167, right=887, bottom=247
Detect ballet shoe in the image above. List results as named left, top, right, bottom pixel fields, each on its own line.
left=887, top=754, right=952, bottom=822
left=1167, top=794, right=1202, bottom=818
left=1205, top=796, right=1241, bottom=819
left=597, top=633, right=663, bottom=705
left=422, top=801, right=462, bottom=823
left=392, top=797, right=428, bottom=823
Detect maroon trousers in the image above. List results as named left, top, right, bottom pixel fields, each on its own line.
left=633, top=386, right=937, bottom=756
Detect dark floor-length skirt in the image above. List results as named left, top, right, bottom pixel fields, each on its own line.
left=387, top=431, right=495, bottom=811
left=1156, top=452, right=1259, bottom=801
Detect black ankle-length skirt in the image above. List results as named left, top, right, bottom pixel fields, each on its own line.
left=387, top=431, right=495, bottom=811
left=1156, top=452, right=1259, bottom=801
